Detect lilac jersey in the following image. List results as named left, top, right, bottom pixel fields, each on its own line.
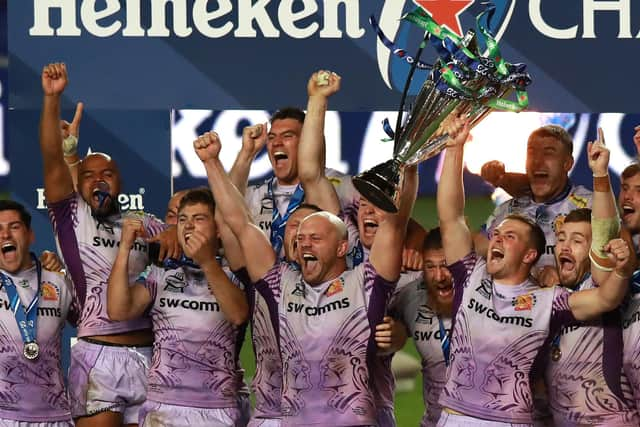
left=245, top=168, right=359, bottom=258
left=485, top=185, right=592, bottom=270
left=256, top=261, right=395, bottom=426
left=142, top=265, right=245, bottom=408
left=0, top=266, right=73, bottom=422
left=245, top=270, right=285, bottom=420
left=545, top=276, right=638, bottom=426
left=371, top=270, right=423, bottom=422
left=48, top=193, right=164, bottom=337
left=439, top=252, right=576, bottom=424
left=622, top=274, right=640, bottom=411
left=391, top=280, right=450, bottom=427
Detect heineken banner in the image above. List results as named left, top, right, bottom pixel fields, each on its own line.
left=8, top=0, right=640, bottom=111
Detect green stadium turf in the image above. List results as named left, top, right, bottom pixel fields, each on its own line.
left=238, top=196, right=496, bottom=425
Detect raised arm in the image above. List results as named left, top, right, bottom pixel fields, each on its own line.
left=587, top=128, right=620, bottom=281
left=298, top=70, right=341, bottom=214
left=106, top=219, right=152, bottom=321
left=39, top=63, right=75, bottom=203
left=215, top=207, right=246, bottom=272
left=569, top=237, right=632, bottom=321
left=60, top=101, right=84, bottom=190
left=194, top=132, right=276, bottom=282
left=438, top=117, right=472, bottom=264
left=229, top=123, right=267, bottom=195
left=369, top=165, right=418, bottom=281
left=183, top=224, right=248, bottom=326
left=480, top=160, right=530, bottom=198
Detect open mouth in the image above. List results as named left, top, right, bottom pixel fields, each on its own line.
left=622, top=204, right=635, bottom=218
left=436, top=284, right=453, bottom=299
left=490, top=248, right=504, bottom=261
left=363, top=219, right=379, bottom=235
left=184, top=232, right=192, bottom=243
left=1, top=242, right=16, bottom=254
left=302, top=253, right=318, bottom=268
left=558, top=255, right=575, bottom=271
left=273, top=151, right=288, bottom=162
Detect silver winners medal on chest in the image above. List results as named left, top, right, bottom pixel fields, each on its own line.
left=23, top=341, right=39, bottom=360
left=551, top=346, right=561, bottom=362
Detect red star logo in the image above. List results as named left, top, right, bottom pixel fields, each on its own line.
left=413, top=0, right=474, bottom=36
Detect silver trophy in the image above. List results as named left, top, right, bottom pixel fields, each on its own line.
left=354, top=12, right=531, bottom=213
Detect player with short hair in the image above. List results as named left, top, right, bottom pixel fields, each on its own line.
left=437, top=117, right=632, bottom=426
left=390, top=227, right=453, bottom=427
left=107, top=188, right=249, bottom=427
left=0, top=200, right=76, bottom=426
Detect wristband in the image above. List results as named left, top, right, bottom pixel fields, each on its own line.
left=589, top=252, right=614, bottom=272
left=592, top=174, right=610, bottom=192
left=614, top=270, right=630, bottom=280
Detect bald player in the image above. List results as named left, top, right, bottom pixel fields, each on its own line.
left=195, top=129, right=417, bottom=426
left=436, top=116, right=632, bottom=426
left=39, top=62, right=172, bottom=427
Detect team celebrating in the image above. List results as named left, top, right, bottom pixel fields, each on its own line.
left=1, top=61, right=639, bottom=426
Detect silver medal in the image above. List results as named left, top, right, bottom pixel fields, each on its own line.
left=23, top=341, right=39, bottom=360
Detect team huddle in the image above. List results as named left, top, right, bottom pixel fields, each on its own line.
left=1, top=62, right=639, bottom=427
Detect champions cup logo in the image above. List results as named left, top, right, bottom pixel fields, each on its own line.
left=375, top=0, right=515, bottom=93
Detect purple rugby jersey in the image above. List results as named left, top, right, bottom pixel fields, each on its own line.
left=255, top=260, right=395, bottom=427
left=248, top=287, right=283, bottom=420
left=438, top=252, right=577, bottom=424
left=48, top=193, right=164, bottom=337
left=391, top=279, right=451, bottom=427
left=545, top=275, right=638, bottom=426
left=370, top=270, right=423, bottom=426
left=0, top=266, right=74, bottom=422
left=622, top=283, right=640, bottom=412
left=142, top=265, right=246, bottom=408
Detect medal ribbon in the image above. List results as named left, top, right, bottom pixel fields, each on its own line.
left=438, top=315, right=451, bottom=366
left=268, top=178, right=305, bottom=255
left=351, top=240, right=365, bottom=267
left=552, top=273, right=590, bottom=350
left=0, top=253, right=42, bottom=347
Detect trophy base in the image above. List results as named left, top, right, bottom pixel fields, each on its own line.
left=351, top=159, right=401, bottom=214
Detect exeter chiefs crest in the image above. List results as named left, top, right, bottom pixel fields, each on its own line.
left=376, top=0, right=515, bottom=94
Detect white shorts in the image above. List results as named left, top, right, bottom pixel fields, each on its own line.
left=437, top=412, right=533, bottom=427
left=140, top=401, right=242, bottom=427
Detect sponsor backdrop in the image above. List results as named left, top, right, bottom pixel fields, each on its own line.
left=8, top=0, right=640, bottom=111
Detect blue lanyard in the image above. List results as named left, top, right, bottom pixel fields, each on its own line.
left=351, top=239, right=365, bottom=267
left=631, top=269, right=640, bottom=295
left=268, top=178, right=305, bottom=255
left=0, top=253, right=42, bottom=346
left=437, top=314, right=450, bottom=366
